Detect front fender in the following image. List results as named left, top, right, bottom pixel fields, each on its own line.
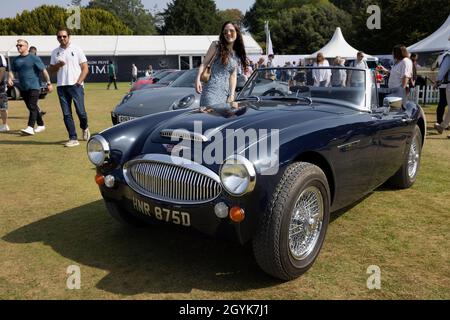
left=98, top=109, right=190, bottom=167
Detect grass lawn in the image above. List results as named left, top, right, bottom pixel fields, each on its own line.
left=0, top=83, right=449, bottom=299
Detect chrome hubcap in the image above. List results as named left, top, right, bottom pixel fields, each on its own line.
left=408, top=137, right=419, bottom=178
left=289, top=186, right=324, bottom=260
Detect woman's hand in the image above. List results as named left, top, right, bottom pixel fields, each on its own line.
left=195, top=79, right=203, bottom=94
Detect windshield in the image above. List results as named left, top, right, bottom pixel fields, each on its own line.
left=159, top=70, right=185, bottom=83
left=170, top=69, right=197, bottom=88
left=238, top=67, right=367, bottom=109
left=154, top=70, right=172, bottom=80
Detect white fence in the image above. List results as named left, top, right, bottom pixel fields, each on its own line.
left=412, top=85, right=440, bottom=104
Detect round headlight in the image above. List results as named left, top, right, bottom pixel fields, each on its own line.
left=220, top=155, right=256, bottom=196
left=87, top=135, right=110, bottom=166
left=174, top=94, right=195, bottom=110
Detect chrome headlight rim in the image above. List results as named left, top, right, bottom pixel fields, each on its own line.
left=219, top=155, right=256, bottom=196
left=87, top=135, right=110, bottom=166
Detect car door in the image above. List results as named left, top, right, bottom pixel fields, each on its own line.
left=371, top=106, right=412, bottom=187
left=329, top=113, right=380, bottom=210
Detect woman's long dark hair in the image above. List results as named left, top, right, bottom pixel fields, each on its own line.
left=218, top=21, right=247, bottom=69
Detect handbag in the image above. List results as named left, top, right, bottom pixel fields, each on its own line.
left=200, top=43, right=218, bottom=83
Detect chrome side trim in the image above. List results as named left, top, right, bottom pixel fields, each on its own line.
left=160, top=129, right=208, bottom=142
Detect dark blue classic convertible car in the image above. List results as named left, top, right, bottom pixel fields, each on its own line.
left=87, top=67, right=425, bottom=280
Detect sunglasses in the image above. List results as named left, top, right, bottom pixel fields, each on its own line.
left=223, top=29, right=236, bottom=35
left=57, top=35, right=68, bottom=39
left=16, top=44, right=24, bottom=48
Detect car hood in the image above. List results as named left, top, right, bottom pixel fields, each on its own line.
left=145, top=100, right=348, bottom=148
left=114, top=86, right=195, bottom=116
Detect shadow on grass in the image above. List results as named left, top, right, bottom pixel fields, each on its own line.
left=330, top=193, right=372, bottom=223
left=3, top=200, right=279, bottom=295
left=0, top=140, right=67, bottom=145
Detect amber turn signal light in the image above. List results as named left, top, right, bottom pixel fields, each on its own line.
left=229, top=206, right=245, bottom=222
left=95, top=174, right=105, bottom=186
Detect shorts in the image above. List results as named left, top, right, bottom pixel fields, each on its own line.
left=0, top=92, right=7, bottom=110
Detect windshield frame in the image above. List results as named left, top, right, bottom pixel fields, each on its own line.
left=237, top=66, right=372, bottom=112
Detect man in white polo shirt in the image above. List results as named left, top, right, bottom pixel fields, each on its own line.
left=49, top=28, right=90, bottom=147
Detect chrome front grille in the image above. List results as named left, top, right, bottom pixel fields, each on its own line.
left=123, top=154, right=221, bottom=204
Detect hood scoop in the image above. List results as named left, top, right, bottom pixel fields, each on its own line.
left=160, top=129, right=208, bottom=142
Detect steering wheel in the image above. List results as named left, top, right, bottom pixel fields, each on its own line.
left=261, top=88, right=287, bottom=97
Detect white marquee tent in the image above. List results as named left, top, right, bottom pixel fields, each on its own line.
left=408, top=14, right=450, bottom=53
left=308, top=27, right=375, bottom=60
left=0, top=35, right=263, bottom=57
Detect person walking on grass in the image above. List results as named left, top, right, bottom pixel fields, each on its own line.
left=0, top=53, right=9, bottom=132
left=29, top=46, right=47, bottom=117
left=433, top=36, right=450, bottom=139
left=8, top=39, right=53, bottom=135
left=107, top=60, right=118, bottom=90
left=49, top=28, right=90, bottom=147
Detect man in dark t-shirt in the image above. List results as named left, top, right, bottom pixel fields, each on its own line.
left=107, top=60, right=118, bottom=90
left=8, top=39, right=53, bottom=135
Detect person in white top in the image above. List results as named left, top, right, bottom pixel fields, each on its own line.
left=312, top=52, right=331, bottom=87
left=431, top=50, right=449, bottom=126
left=347, top=51, right=368, bottom=87
left=131, top=64, right=138, bottom=83
left=387, top=45, right=413, bottom=105
left=49, top=28, right=89, bottom=148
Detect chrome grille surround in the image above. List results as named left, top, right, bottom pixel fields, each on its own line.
left=123, top=154, right=221, bottom=204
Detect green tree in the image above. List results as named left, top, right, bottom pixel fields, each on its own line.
left=159, top=0, right=221, bottom=35
left=88, top=0, right=157, bottom=35
left=331, top=0, right=450, bottom=53
left=218, top=9, right=244, bottom=27
left=0, top=5, right=132, bottom=35
left=244, top=0, right=352, bottom=54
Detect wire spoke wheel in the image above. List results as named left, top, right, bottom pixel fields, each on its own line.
left=289, top=186, right=324, bottom=260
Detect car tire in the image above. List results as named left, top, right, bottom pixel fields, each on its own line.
left=252, top=162, right=330, bottom=280
left=104, top=200, right=148, bottom=227
left=387, top=124, right=422, bottom=189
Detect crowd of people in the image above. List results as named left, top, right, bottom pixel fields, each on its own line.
left=0, top=28, right=90, bottom=147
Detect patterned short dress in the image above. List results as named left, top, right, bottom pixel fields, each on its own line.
left=200, top=50, right=239, bottom=107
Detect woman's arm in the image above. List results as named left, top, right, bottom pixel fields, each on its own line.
left=227, top=68, right=237, bottom=102
left=195, top=41, right=218, bottom=94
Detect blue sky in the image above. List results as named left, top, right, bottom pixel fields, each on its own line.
left=0, top=0, right=256, bottom=18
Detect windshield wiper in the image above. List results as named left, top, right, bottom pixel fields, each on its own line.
left=264, top=96, right=313, bottom=105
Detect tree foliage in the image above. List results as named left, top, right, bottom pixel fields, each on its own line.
left=159, top=0, right=222, bottom=35
left=244, top=0, right=352, bottom=54
left=0, top=5, right=132, bottom=35
left=87, top=0, right=157, bottom=35
left=245, top=0, right=450, bottom=54
left=331, top=0, right=450, bottom=53
left=218, top=9, right=244, bottom=27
